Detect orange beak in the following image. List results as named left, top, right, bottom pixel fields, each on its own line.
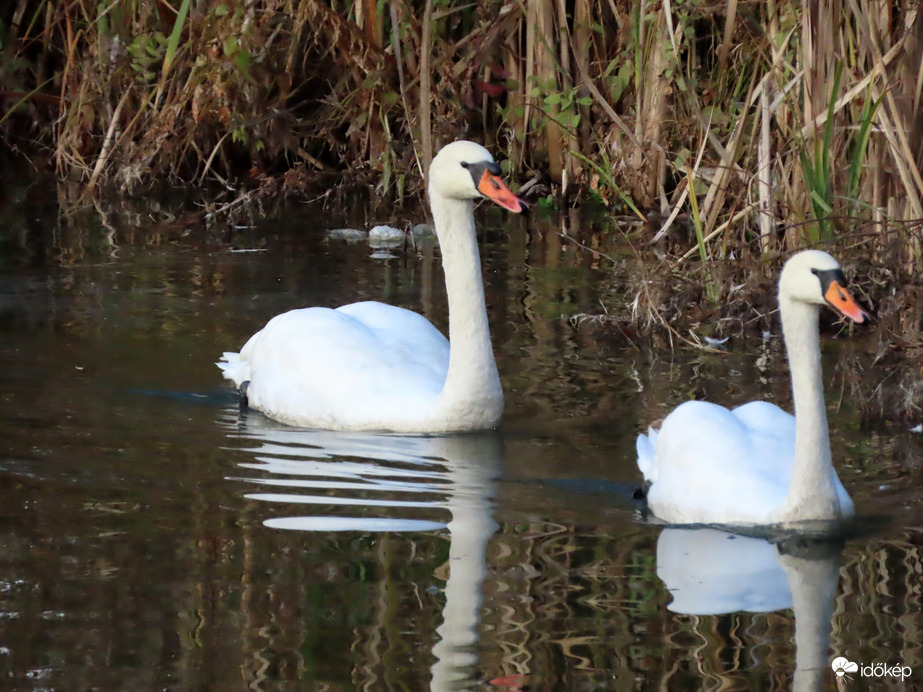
left=476, top=169, right=527, bottom=213
left=824, top=280, right=869, bottom=323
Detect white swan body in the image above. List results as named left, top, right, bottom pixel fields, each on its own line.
left=637, top=250, right=868, bottom=525
left=218, top=141, right=526, bottom=432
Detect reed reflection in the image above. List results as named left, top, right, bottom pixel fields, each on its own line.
left=656, top=527, right=844, bottom=692
left=223, top=414, right=502, bottom=691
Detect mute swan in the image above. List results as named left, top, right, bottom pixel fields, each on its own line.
left=217, top=140, right=526, bottom=432
left=636, top=250, right=869, bottom=525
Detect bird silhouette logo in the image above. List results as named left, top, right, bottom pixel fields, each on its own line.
left=831, top=657, right=859, bottom=679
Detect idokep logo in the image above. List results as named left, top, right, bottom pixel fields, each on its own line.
left=831, top=656, right=913, bottom=681
left=831, top=657, right=859, bottom=678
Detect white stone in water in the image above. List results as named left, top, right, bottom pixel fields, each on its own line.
left=411, top=223, right=435, bottom=237
left=368, top=224, right=405, bottom=248
left=369, top=224, right=404, bottom=240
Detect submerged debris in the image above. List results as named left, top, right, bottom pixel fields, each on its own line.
left=326, top=228, right=368, bottom=242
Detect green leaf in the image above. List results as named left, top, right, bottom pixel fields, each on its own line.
left=809, top=189, right=833, bottom=213
left=236, top=48, right=250, bottom=74
left=96, top=2, right=109, bottom=39
left=126, top=39, right=144, bottom=59
left=544, top=93, right=561, bottom=106
left=162, top=0, right=190, bottom=79
left=214, top=4, right=230, bottom=16
left=223, top=34, right=238, bottom=57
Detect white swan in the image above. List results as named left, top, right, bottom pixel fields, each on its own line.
left=636, top=250, right=869, bottom=525
left=217, top=141, right=526, bottom=432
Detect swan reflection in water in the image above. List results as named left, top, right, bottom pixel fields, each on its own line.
left=656, top=527, right=844, bottom=692
left=222, top=413, right=501, bottom=691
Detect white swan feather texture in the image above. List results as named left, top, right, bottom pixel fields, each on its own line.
left=637, top=250, right=869, bottom=526
left=218, top=140, right=526, bottom=432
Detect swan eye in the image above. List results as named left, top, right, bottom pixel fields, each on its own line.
left=460, top=161, right=470, bottom=169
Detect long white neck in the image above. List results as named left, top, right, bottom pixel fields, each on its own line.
left=778, top=296, right=841, bottom=521
left=429, top=193, right=503, bottom=428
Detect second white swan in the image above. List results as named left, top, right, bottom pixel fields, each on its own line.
left=218, top=141, right=526, bottom=432
left=636, top=250, right=869, bottom=525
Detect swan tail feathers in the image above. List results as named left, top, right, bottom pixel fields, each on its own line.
left=216, top=351, right=250, bottom=387
left=636, top=431, right=658, bottom=482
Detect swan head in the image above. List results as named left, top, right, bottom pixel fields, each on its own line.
left=779, top=250, right=869, bottom=323
left=428, top=141, right=527, bottom=213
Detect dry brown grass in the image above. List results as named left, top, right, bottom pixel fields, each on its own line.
left=0, top=1, right=920, bottom=268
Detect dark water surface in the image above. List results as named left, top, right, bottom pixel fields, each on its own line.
left=0, top=195, right=919, bottom=691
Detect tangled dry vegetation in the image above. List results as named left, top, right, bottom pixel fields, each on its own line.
left=0, top=2, right=919, bottom=243
left=0, top=0, right=922, bottom=382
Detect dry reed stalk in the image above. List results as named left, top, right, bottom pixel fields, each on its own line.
left=528, top=0, right=565, bottom=183
left=631, top=2, right=669, bottom=208
left=794, top=0, right=835, bottom=241
left=389, top=1, right=421, bottom=181
left=799, top=39, right=905, bottom=139
left=555, top=0, right=578, bottom=192
left=523, top=4, right=536, bottom=166
left=573, top=54, right=641, bottom=151
left=572, top=0, right=592, bottom=150
left=802, top=0, right=839, bottom=127
left=86, top=88, right=130, bottom=192
left=648, top=122, right=709, bottom=245
left=852, top=1, right=923, bottom=210
left=678, top=202, right=761, bottom=261
left=503, top=20, right=526, bottom=172
left=876, top=88, right=923, bottom=214
left=697, top=72, right=756, bottom=247
left=419, top=0, right=433, bottom=184
left=717, top=0, right=739, bottom=75
left=757, top=87, right=774, bottom=253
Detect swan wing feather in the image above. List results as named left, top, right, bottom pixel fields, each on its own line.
left=220, top=302, right=450, bottom=429
left=643, top=400, right=794, bottom=524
